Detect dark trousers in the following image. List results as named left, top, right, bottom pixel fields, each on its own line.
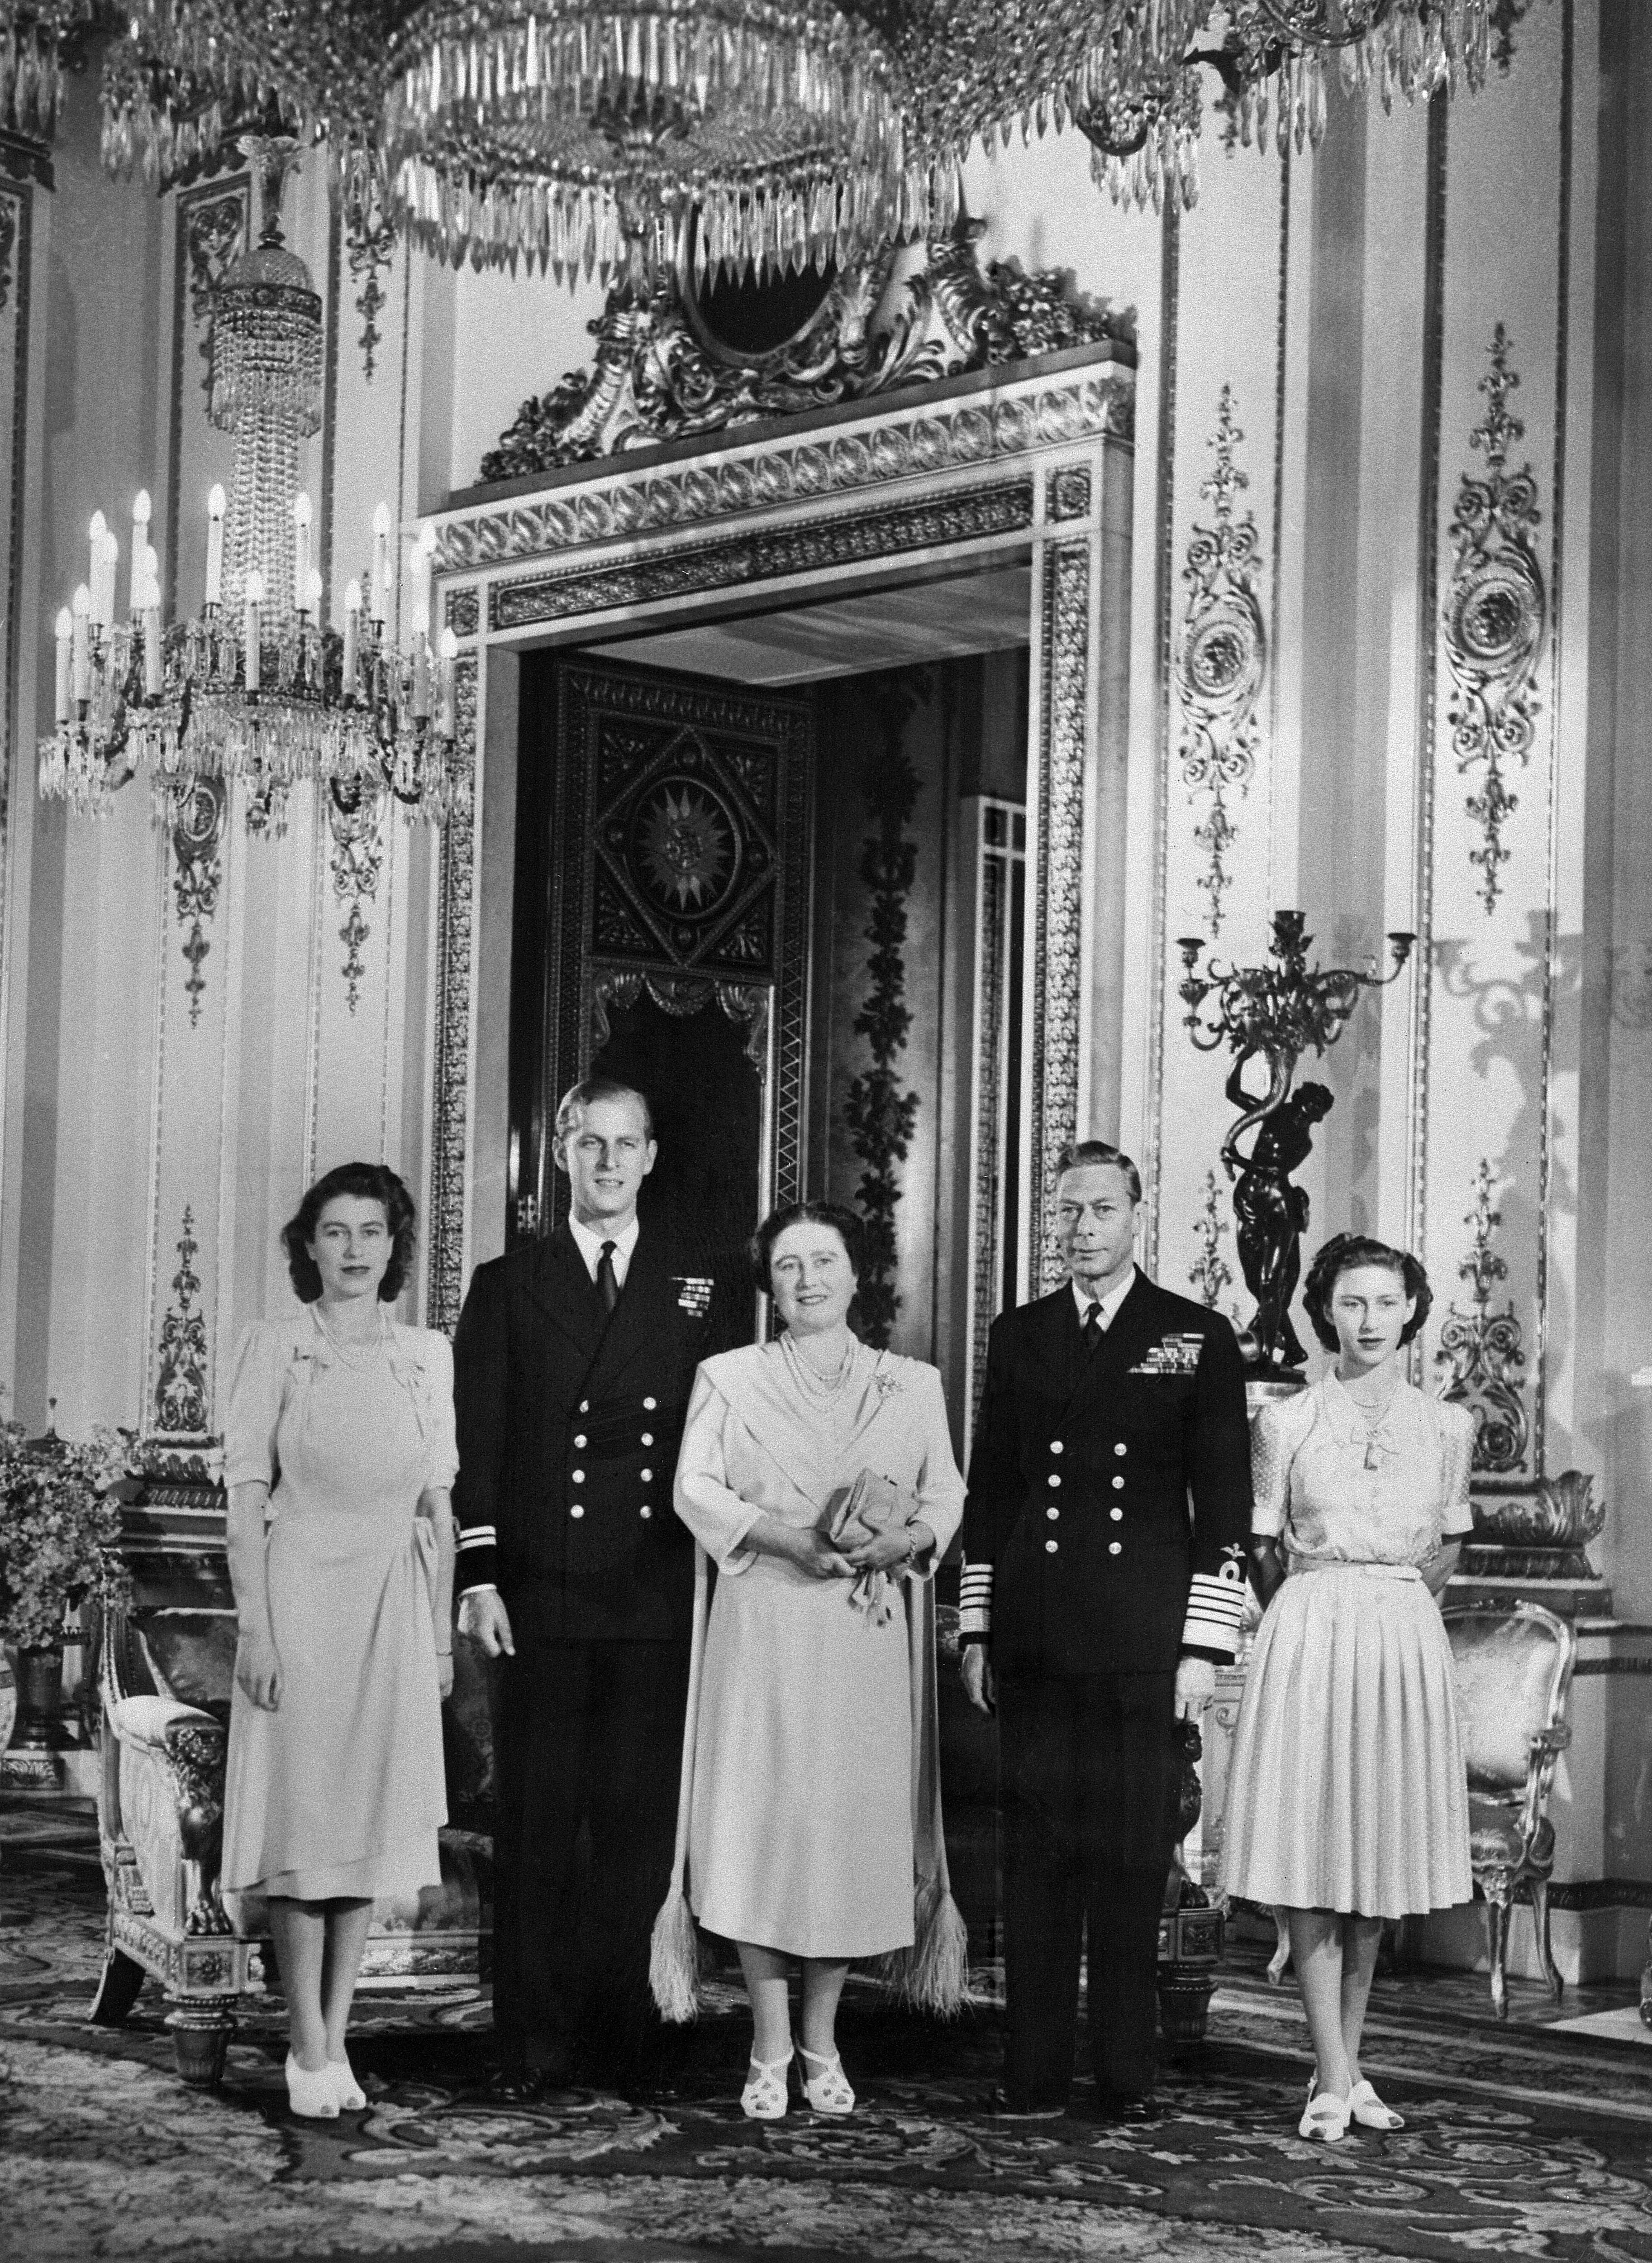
left=997, top=1668, right=1177, bottom=2110
left=489, top=1637, right=690, bottom=2077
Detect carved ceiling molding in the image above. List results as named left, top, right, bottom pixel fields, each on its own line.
left=438, top=365, right=1128, bottom=582
left=478, top=216, right=1133, bottom=489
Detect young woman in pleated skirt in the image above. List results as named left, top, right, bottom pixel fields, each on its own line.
left=1220, top=1233, right=1475, bottom=2144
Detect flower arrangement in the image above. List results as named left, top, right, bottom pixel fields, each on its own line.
left=0, top=1399, right=132, bottom=1651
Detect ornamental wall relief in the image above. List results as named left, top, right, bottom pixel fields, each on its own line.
left=477, top=210, right=1133, bottom=485
left=1435, top=1158, right=1530, bottom=1475
left=1176, top=385, right=1266, bottom=937
left=1443, top=325, right=1547, bottom=916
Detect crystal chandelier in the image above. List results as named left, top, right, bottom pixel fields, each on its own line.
left=84, top=1, right=1509, bottom=281
left=38, top=137, right=464, bottom=831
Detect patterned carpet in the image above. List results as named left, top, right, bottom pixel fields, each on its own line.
left=4, top=1798, right=1652, bottom=2262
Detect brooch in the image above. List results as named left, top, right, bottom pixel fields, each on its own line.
left=872, top=1361, right=903, bottom=1401
left=672, top=1276, right=714, bottom=1318
left=1128, top=1332, right=1205, bottom=1376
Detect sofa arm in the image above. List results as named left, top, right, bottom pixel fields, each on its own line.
left=109, top=1694, right=220, bottom=1750
left=112, top=1706, right=231, bottom=1939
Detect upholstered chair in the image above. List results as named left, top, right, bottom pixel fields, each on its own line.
left=1442, top=1599, right=1576, bottom=2018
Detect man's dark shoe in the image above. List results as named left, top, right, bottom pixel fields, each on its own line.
left=985, top=2086, right=1068, bottom=2120
left=1088, top=2089, right=1163, bottom=2125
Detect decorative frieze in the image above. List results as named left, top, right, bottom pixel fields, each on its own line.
left=1189, top=1169, right=1235, bottom=1311
left=439, top=364, right=1129, bottom=578
left=489, top=478, right=1037, bottom=635
left=1028, top=541, right=1090, bottom=1294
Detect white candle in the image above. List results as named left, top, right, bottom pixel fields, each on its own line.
left=412, top=523, right=435, bottom=640
left=100, top=529, right=120, bottom=630
left=411, top=605, right=431, bottom=717
left=205, top=484, right=226, bottom=609
left=343, top=578, right=361, bottom=696
left=144, top=601, right=163, bottom=698
left=293, top=492, right=312, bottom=611
left=130, top=492, right=151, bottom=613
left=88, top=513, right=107, bottom=624
left=306, top=566, right=324, bottom=616
left=71, top=584, right=91, bottom=702
left=371, top=502, right=391, bottom=623
left=244, top=568, right=262, bottom=693
left=439, top=626, right=457, bottom=740
left=54, top=607, right=72, bottom=724
left=144, top=542, right=160, bottom=601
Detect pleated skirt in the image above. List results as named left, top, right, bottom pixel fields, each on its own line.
left=1219, top=1564, right=1472, bottom=1919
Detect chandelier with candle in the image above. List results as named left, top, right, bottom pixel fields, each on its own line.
left=38, top=135, right=462, bottom=831
left=83, top=0, right=1510, bottom=285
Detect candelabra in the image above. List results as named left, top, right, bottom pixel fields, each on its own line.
left=36, top=136, right=464, bottom=835
left=1176, top=908, right=1415, bottom=1371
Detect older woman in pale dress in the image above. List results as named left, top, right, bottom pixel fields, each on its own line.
left=658, top=1201, right=966, bottom=2120
left=1220, top=1233, right=1474, bottom=2144
left=223, top=1162, right=456, bottom=2120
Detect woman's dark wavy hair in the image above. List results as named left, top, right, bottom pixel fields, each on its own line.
left=281, top=1162, right=417, bottom=1304
left=749, top=1199, right=867, bottom=1296
left=1302, top=1232, right=1432, bottom=1352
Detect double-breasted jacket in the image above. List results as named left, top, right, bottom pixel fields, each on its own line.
left=960, top=1270, right=1252, bottom=1675
left=452, top=1223, right=715, bottom=1646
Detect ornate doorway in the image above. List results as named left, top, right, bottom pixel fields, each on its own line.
left=508, top=653, right=813, bottom=1340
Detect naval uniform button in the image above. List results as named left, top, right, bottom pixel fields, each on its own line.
left=1046, top=1506, right=1059, bottom=1521
left=641, top=1467, right=653, bottom=1483
left=641, top=1432, right=654, bottom=1446
left=1045, top=1539, right=1058, bottom=1554
left=639, top=1506, right=652, bottom=1519
left=1108, top=1540, right=1122, bottom=1555
left=571, top=1468, right=586, bottom=1485
left=570, top=1504, right=585, bottom=1519
left=1112, top=1475, right=1125, bottom=1490
left=574, top=1434, right=588, bottom=1449
left=1051, top=1440, right=1064, bottom=1455
left=580, top=1400, right=590, bottom=1414
left=643, top=1397, right=657, bottom=1410
left=1110, top=1507, right=1123, bottom=1522
left=1048, top=1473, right=1061, bottom=1488
left=1114, top=1442, right=1127, bottom=1456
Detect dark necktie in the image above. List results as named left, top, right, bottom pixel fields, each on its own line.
left=1082, top=1300, right=1104, bottom=1351
left=596, top=1241, right=619, bottom=1314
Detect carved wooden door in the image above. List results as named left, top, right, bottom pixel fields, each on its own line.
left=509, top=652, right=814, bottom=1341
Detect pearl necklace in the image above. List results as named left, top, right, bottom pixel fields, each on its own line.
left=1339, top=1370, right=1400, bottom=1471
left=313, top=1301, right=390, bottom=1368
left=782, top=1330, right=858, bottom=1402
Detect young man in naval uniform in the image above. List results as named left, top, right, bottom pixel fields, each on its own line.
left=454, top=1077, right=713, bottom=2097
left=960, top=1139, right=1252, bottom=2122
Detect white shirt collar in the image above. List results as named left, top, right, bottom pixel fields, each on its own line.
left=568, top=1212, right=641, bottom=1284
left=1072, top=1265, right=1137, bottom=1330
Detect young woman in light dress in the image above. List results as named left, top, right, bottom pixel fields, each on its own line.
left=222, top=1163, right=456, bottom=2121
left=1220, top=1233, right=1475, bottom=2143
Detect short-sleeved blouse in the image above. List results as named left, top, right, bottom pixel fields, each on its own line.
left=1251, top=1373, right=1476, bottom=1569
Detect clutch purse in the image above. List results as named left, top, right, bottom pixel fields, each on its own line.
left=828, top=1469, right=913, bottom=1550
left=828, top=1470, right=916, bottom=1624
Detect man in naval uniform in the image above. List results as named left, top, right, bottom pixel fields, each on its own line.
left=454, top=1076, right=714, bottom=2096
left=960, top=1139, right=1251, bottom=2122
